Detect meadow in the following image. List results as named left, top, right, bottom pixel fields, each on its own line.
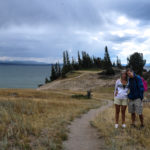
left=0, top=88, right=104, bottom=150
left=92, top=90, right=150, bottom=150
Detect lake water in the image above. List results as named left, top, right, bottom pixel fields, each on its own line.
left=145, top=66, right=150, bottom=71
left=0, top=64, right=51, bottom=89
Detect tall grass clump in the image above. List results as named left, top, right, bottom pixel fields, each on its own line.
left=92, top=101, right=150, bottom=150
left=0, top=89, right=101, bottom=150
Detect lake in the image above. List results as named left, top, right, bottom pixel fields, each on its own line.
left=0, top=64, right=51, bottom=88
left=145, top=66, right=150, bottom=71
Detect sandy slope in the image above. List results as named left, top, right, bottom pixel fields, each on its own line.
left=37, top=71, right=119, bottom=91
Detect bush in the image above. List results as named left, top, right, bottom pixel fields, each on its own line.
left=71, top=91, right=92, bottom=99
left=105, top=67, right=115, bottom=75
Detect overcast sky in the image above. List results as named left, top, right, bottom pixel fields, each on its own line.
left=0, top=0, right=150, bottom=64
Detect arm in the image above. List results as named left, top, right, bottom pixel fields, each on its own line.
left=114, top=80, right=118, bottom=97
left=137, top=76, right=144, bottom=100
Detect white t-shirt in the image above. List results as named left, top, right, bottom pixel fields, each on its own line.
left=114, top=79, right=129, bottom=99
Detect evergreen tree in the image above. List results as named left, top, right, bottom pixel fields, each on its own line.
left=97, top=57, right=102, bottom=68
left=93, top=57, right=102, bottom=68
left=66, top=50, right=70, bottom=67
left=103, top=46, right=112, bottom=69
left=50, top=64, right=57, bottom=81
left=116, top=56, right=122, bottom=68
left=45, top=77, right=50, bottom=83
left=127, top=52, right=146, bottom=76
left=71, top=57, right=75, bottom=70
left=103, top=46, right=114, bottom=75
left=112, top=61, right=116, bottom=67
left=81, top=51, right=93, bottom=69
left=61, top=50, right=72, bottom=77
left=78, top=51, right=82, bottom=68
left=72, top=57, right=79, bottom=70
left=49, top=63, right=62, bottom=82
left=57, top=62, right=61, bottom=77
left=63, top=51, right=67, bottom=66
left=61, top=66, right=67, bottom=78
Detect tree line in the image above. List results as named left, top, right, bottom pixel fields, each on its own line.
left=45, top=46, right=146, bottom=83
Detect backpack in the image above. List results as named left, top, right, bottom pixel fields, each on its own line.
left=141, top=77, right=148, bottom=92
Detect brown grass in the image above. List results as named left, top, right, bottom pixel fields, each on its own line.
left=0, top=88, right=104, bottom=150
left=93, top=96, right=150, bottom=150
left=0, top=69, right=115, bottom=150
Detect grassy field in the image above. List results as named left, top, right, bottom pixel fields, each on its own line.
left=0, top=88, right=106, bottom=150
left=92, top=90, right=150, bottom=150
left=51, top=68, right=101, bottom=80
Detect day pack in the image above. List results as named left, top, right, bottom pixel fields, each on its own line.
left=141, top=77, right=148, bottom=92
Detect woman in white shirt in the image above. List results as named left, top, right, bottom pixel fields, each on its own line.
left=114, top=70, right=128, bottom=128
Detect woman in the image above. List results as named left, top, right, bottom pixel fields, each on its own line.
left=114, top=70, right=128, bottom=128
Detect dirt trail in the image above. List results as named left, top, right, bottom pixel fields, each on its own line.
left=63, top=100, right=113, bottom=150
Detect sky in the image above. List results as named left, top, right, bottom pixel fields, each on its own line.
left=0, top=0, right=150, bottom=64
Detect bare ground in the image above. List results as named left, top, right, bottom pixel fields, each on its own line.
left=63, top=100, right=113, bottom=150
left=37, top=71, right=119, bottom=91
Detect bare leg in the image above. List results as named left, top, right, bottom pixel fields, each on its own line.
left=121, top=105, right=127, bottom=124
left=139, top=114, right=144, bottom=126
left=115, top=104, right=120, bottom=124
left=131, top=113, right=136, bottom=125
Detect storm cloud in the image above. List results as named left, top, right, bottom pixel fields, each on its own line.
left=0, top=0, right=150, bottom=64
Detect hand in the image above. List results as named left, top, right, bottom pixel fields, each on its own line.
left=115, top=91, right=118, bottom=96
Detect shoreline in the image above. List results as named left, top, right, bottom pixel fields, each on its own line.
left=0, top=67, right=150, bottom=89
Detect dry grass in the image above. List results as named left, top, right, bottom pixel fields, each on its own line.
left=0, top=69, right=116, bottom=150
left=64, top=71, right=82, bottom=79
left=0, top=89, right=103, bottom=150
left=38, top=70, right=117, bottom=92
left=92, top=87, right=114, bottom=100
left=92, top=96, right=150, bottom=150
left=145, top=90, right=150, bottom=100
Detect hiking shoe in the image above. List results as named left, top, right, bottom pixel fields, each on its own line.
left=139, top=125, right=144, bottom=130
left=122, top=124, right=126, bottom=128
left=130, top=124, right=136, bottom=128
left=115, top=124, right=119, bottom=129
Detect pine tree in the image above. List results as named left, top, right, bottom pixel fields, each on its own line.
left=61, top=50, right=72, bottom=77
left=63, top=51, right=67, bottom=66
left=113, top=61, right=116, bottom=67
left=50, top=64, right=56, bottom=81
left=127, top=52, right=146, bottom=76
left=103, top=46, right=114, bottom=75
left=45, top=77, right=50, bottom=83
left=71, top=57, right=75, bottom=70
left=81, top=51, right=93, bottom=69
left=103, top=46, right=112, bottom=69
left=78, top=51, right=82, bottom=69
left=116, top=56, right=122, bottom=68
left=93, top=57, right=102, bottom=68
left=62, top=51, right=67, bottom=77
left=66, top=50, right=70, bottom=67
left=49, top=62, right=62, bottom=81
left=57, top=62, right=61, bottom=77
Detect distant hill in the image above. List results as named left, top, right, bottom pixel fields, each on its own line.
left=0, top=60, right=51, bottom=66
left=122, top=64, right=150, bottom=67
left=146, top=63, right=150, bottom=66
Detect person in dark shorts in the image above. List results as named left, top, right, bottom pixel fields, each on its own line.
left=126, top=68, right=144, bottom=128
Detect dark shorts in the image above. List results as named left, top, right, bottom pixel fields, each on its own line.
left=128, top=98, right=143, bottom=115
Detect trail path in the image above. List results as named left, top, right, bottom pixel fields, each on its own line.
left=63, top=100, right=113, bottom=150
